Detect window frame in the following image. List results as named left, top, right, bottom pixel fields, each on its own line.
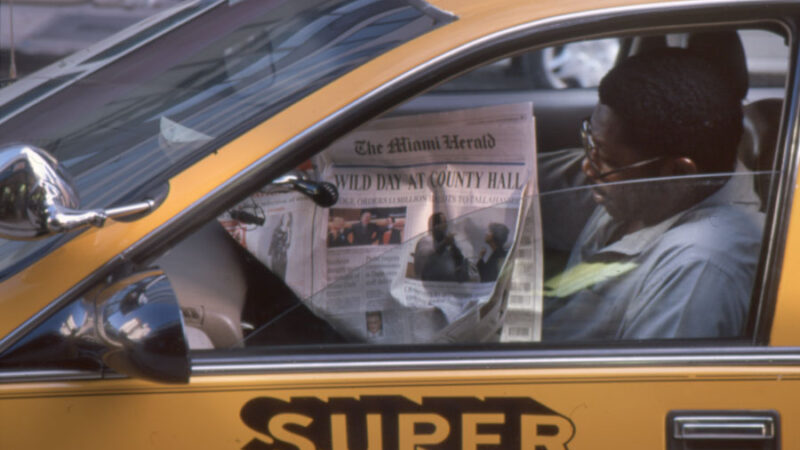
left=1, top=0, right=799, bottom=382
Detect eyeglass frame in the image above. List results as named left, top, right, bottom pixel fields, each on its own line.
left=580, top=118, right=667, bottom=180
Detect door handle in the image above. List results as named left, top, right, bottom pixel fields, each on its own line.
left=674, top=415, right=774, bottom=439
left=667, top=411, right=780, bottom=450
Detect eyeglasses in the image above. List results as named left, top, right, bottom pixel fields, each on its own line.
left=580, top=118, right=666, bottom=180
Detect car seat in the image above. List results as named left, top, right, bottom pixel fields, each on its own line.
left=156, top=221, right=248, bottom=349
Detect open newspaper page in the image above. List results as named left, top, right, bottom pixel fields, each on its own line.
left=221, top=103, right=542, bottom=343
left=311, top=103, right=541, bottom=343
left=219, top=191, right=317, bottom=299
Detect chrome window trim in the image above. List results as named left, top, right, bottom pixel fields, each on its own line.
left=0, top=369, right=100, bottom=384
left=4, top=348, right=800, bottom=383
left=4, top=347, right=800, bottom=382
left=1, top=0, right=798, bottom=370
left=191, top=348, right=800, bottom=376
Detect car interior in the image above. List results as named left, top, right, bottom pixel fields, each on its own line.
left=155, top=26, right=789, bottom=350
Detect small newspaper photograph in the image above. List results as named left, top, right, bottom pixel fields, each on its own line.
left=219, top=191, right=317, bottom=299
left=221, top=103, right=542, bottom=344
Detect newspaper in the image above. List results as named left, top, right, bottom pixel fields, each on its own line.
left=221, top=103, right=542, bottom=343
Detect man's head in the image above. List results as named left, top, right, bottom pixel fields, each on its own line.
left=428, top=212, right=448, bottom=242
left=486, top=223, right=510, bottom=249
left=360, top=210, right=372, bottom=225
left=585, top=47, right=743, bottom=225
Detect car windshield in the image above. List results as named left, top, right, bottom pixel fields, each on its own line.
left=0, top=0, right=453, bottom=281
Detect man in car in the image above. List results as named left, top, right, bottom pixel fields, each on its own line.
left=542, top=48, right=764, bottom=340
left=413, top=212, right=470, bottom=282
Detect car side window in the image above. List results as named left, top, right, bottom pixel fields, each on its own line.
left=157, top=26, right=787, bottom=350
left=167, top=26, right=787, bottom=350
left=2, top=25, right=790, bottom=370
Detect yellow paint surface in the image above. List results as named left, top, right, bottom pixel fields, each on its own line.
left=0, top=366, right=798, bottom=449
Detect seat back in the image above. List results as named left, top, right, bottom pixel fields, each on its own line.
left=740, top=97, right=783, bottom=209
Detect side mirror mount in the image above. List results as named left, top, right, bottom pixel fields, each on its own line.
left=0, top=143, right=158, bottom=240
left=95, top=269, right=190, bottom=383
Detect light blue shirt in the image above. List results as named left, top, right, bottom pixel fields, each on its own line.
left=541, top=150, right=764, bottom=340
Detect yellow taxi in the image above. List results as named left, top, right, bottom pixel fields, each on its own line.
left=0, top=0, right=797, bottom=448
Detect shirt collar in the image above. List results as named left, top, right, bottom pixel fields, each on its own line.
left=591, top=211, right=683, bottom=257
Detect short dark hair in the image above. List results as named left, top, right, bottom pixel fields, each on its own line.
left=598, top=48, right=743, bottom=173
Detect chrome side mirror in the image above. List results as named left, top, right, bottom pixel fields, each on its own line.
left=0, top=144, right=156, bottom=240
left=0, top=268, right=190, bottom=384
left=95, top=269, right=190, bottom=383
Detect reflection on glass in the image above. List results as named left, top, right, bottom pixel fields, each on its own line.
left=119, top=318, right=152, bottom=341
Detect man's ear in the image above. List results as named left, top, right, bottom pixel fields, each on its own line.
left=661, top=157, right=698, bottom=176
